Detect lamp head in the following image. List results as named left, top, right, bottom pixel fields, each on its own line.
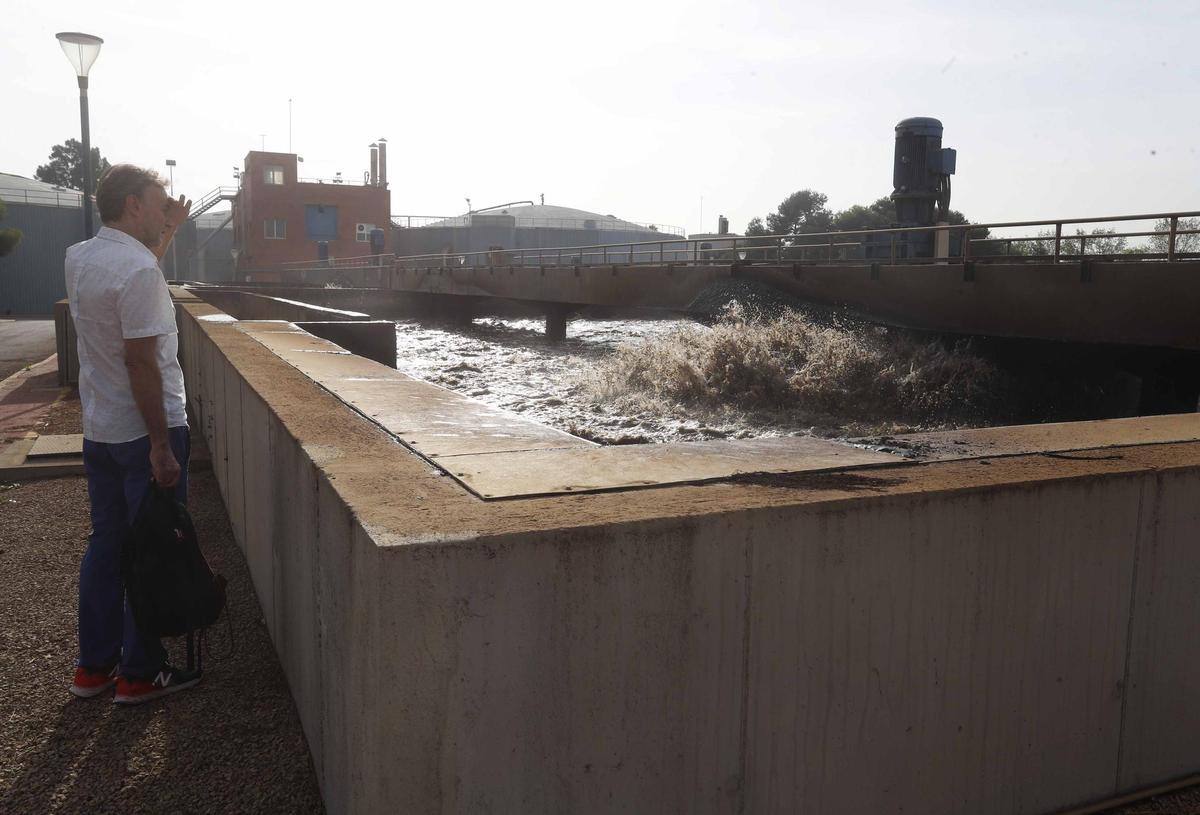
left=56, top=32, right=104, bottom=78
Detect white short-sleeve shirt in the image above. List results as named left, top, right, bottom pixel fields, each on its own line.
left=65, top=226, right=188, bottom=443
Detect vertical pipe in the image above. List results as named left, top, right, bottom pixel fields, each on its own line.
left=377, top=138, right=388, bottom=188
left=369, top=144, right=378, bottom=186
left=1053, top=223, right=1062, bottom=262
left=78, top=76, right=94, bottom=238
left=1168, top=215, right=1179, bottom=261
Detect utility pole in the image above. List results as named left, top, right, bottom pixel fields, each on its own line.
left=165, top=158, right=177, bottom=280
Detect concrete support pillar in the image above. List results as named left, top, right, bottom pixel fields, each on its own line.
left=545, top=306, right=569, bottom=341
left=420, top=294, right=475, bottom=325
left=935, top=221, right=950, bottom=263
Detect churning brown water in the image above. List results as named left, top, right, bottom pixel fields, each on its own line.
left=393, top=305, right=1019, bottom=445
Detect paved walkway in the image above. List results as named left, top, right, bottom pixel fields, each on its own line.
left=0, top=319, right=56, bottom=381
left=0, top=356, right=63, bottom=443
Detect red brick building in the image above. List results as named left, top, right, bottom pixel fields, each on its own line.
left=232, top=144, right=390, bottom=277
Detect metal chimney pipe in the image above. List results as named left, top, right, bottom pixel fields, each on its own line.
left=377, top=138, right=387, bottom=188
left=369, top=143, right=378, bottom=186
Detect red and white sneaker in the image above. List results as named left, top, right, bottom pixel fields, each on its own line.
left=113, top=665, right=201, bottom=705
left=70, top=663, right=119, bottom=698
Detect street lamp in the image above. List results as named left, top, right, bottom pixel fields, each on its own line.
left=55, top=31, right=103, bottom=238
left=165, top=159, right=177, bottom=280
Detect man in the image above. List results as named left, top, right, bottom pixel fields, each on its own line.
left=65, top=164, right=196, bottom=705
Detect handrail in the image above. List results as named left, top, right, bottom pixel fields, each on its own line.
left=0, top=186, right=85, bottom=207
left=298, top=177, right=374, bottom=186
left=189, top=186, right=238, bottom=219
left=262, top=208, right=1200, bottom=273
left=382, top=209, right=1200, bottom=263
left=390, top=213, right=686, bottom=236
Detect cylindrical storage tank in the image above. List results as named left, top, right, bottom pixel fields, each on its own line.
left=891, top=117, right=943, bottom=227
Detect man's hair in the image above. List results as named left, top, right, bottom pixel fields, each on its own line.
left=95, top=164, right=166, bottom=223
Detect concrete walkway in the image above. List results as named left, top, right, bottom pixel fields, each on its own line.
left=0, top=319, right=56, bottom=381
left=0, top=356, right=62, bottom=443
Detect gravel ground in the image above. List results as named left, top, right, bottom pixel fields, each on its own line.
left=0, top=397, right=324, bottom=813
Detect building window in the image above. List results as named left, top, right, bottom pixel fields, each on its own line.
left=263, top=165, right=285, bottom=185
left=305, top=204, right=339, bottom=240
left=264, top=219, right=286, bottom=239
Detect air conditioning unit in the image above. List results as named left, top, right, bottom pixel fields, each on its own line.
left=355, top=223, right=376, bottom=242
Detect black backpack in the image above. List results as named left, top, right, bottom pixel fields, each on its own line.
left=122, top=483, right=227, bottom=668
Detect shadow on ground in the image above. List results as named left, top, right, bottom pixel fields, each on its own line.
left=0, top=472, right=324, bottom=813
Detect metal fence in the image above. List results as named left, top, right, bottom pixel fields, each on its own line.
left=0, top=186, right=84, bottom=209
left=391, top=214, right=686, bottom=236
left=259, top=209, right=1200, bottom=276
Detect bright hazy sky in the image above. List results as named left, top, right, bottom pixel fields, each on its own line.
left=4, top=0, right=1198, bottom=236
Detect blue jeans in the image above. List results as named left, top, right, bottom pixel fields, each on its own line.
left=79, top=426, right=190, bottom=679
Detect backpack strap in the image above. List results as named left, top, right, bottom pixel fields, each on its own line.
left=184, top=629, right=207, bottom=674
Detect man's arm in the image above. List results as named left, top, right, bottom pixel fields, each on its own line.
left=124, top=336, right=180, bottom=487
left=152, top=194, right=192, bottom=262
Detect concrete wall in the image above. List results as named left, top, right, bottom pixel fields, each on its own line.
left=185, top=289, right=396, bottom=367
left=744, top=261, right=1200, bottom=351
left=176, top=296, right=1200, bottom=814
left=387, top=262, right=730, bottom=310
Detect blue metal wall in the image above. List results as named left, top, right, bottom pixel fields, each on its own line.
left=0, top=202, right=93, bottom=316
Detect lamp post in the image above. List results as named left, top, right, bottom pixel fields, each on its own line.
left=165, top=160, right=177, bottom=280
left=55, top=32, right=103, bottom=239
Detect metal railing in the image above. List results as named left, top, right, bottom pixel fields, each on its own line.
left=0, top=186, right=85, bottom=208
left=189, top=186, right=238, bottom=219
left=299, top=176, right=375, bottom=187
left=391, top=213, right=686, bottom=236
left=257, top=209, right=1200, bottom=276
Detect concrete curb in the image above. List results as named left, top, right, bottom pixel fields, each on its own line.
left=0, top=353, right=58, bottom=404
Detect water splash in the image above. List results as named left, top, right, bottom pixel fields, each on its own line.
left=577, top=303, right=1005, bottom=437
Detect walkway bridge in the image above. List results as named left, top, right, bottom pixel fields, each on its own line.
left=244, top=208, right=1200, bottom=350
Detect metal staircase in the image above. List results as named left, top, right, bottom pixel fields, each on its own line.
left=188, top=186, right=237, bottom=219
